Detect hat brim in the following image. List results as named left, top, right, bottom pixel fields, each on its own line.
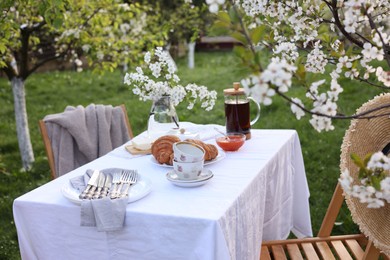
left=340, top=93, right=390, bottom=255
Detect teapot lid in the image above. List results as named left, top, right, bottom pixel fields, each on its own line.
left=224, top=82, right=245, bottom=95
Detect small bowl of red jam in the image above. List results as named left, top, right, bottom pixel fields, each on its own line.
left=215, top=133, right=246, bottom=152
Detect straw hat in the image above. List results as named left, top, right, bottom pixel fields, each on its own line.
left=340, top=93, right=390, bottom=256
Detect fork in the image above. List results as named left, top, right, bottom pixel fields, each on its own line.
left=111, top=170, right=130, bottom=199
left=109, top=171, right=121, bottom=199
left=120, top=170, right=138, bottom=198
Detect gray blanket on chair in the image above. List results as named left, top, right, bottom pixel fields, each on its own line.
left=44, top=104, right=130, bottom=177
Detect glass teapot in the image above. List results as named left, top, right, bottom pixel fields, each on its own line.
left=224, top=82, right=260, bottom=140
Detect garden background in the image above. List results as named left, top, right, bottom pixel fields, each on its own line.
left=0, top=50, right=383, bottom=260
left=1, top=0, right=388, bottom=259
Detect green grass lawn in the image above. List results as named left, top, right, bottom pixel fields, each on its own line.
left=0, top=51, right=384, bottom=259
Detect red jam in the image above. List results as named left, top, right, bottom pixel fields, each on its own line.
left=216, top=135, right=245, bottom=151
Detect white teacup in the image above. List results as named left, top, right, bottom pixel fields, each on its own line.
left=173, top=159, right=204, bottom=180
left=173, top=141, right=205, bottom=162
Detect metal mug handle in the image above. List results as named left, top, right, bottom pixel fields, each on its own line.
left=248, top=97, right=260, bottom=126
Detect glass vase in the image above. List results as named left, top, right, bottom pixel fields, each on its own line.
left=147, top=96, right=180, bottom=139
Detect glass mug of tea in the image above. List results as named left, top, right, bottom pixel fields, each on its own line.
left=223, top=82, right=260, bottom=140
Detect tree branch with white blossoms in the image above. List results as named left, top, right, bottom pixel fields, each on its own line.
left=124, top=47, right=217, bottom=111
left=206, top=0, right=390, bottom=132
left=339, top=152, right=390, bottom=208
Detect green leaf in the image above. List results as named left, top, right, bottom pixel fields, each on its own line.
left=253, top=51, right=261, bottom=66
left=218, top=11, right=230, bottom=24
left=212, top=21, right=230, bottom=31
left=371, top=177, right=381, bottom=190
left=52, top=0, right=63, bottom=7
left=250, top=26, right=265, bottom=45
left=363, top=153, right=373, bottom=166
left=358, top=168, right=367, bottom=179
left=0, top=43, right=6, bottom=54
left=296, top=64, right=306, bottom=81
left=228, top=6, right=239, bottom=23
left=233, top=45, right=247, bottom=57
left=230, top=32, right=247, bottom=45
left=319, top=2, right=327, bottom=10
left=351, top=153, right=365, bottom=168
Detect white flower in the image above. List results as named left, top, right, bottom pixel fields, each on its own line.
left=118, top=3, right=130, bottom=11
left=206, top=0, right=225, bottom=13
left=339, top=170, right=353, bottom=191
left=339, top=151, right=390, bottom=208
left=290, top=98, right=305, bottom=120
left=144, top=52, right=151, bottom=64
left=305, top=41, right=328, bottom=73
left=367, top=152, right=390, bottom=170
left=261, top=57, right=296, bottom=93
left=242, top=75, right=275, bottom=105
left=149, top=62, right=162, bottom=78
left=124, top=47, right=217, bottom=111
left=96, top=52, right=104, bottom=61
left=344, top=68, right=359, bottom=79
left=363, top=65, right=376, bottom=79
left=307, top=79, right=326, bottom=99
left=362, top=42, right=384, bottom=61
left=136, top=67, right=143, bottom=75
left=336, top=56, right=352, bottom=73
left=74, top=59, right=82, bottom=67
left=273, top=41, right=299, bottom=62
left=309, top=115, right=334, bottom=132
left=376, top=67, right=390, bottom=87
left=82, top=44, right=91, bottom=53
left=120, top=23, right=130, bottom=34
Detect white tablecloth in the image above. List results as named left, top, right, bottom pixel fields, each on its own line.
left=13, top=125, right=312, bottom=260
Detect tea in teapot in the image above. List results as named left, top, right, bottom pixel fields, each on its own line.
left=224, top=82, right=260, bottom=139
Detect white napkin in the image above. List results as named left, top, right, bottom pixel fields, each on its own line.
left=81, top=197, right=127, bottom=232
left=70, top=169, right=127, bottom=232
left=135, top=122, right=225, bottom=141
left=182, top=123, right=225, bottom=141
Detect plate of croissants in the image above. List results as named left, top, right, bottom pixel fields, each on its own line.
left=150, top=135, right=225, bottom=167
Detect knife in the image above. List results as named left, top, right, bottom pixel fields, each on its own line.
left=79, top=170, right=100, bottom=199
left=85, top=171, right=102, bottom=200
left=92, top=173, right=106, bottom=200
left=100, top=174, right=112, bottom=198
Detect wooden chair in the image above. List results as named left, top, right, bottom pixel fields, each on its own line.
left=260, top=182, right=389, bottom=259
left=39, top=104, right=133, bottom=179
left=261, top=94, right=390, bottom=260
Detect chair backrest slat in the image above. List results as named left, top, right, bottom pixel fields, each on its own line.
left=38, top=120, right=57, bottom=179
left=120, top=104, right=134, bottom=139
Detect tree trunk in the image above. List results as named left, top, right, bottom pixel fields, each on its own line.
left=11, top=77, right=34, bottom=170
left=188, top=41, right=196, bottom=69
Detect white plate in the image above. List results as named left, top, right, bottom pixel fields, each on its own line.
left=62, top=172, right=152, bottom=205
left=166, top=170, right=214, bottom=187
left=151, top=150, right=226, bottom=168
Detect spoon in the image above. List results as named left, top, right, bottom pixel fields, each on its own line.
left=214, top=127, right=231, bottom=141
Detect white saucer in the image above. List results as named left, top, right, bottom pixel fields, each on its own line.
left=166, top=170, right=213, bottom=187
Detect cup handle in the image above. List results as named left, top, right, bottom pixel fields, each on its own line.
left=248, top=97, right=260, bottom=126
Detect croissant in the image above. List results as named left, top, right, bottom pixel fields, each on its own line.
left=151, top=135, right=180, bottom=165
left=184, top=139, right=219, bottom=161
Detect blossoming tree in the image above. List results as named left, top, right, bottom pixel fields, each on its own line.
left=205, top=0, right=389, bottom=131
left=204, top=0, right=389, bottom=207
left=0, top=0, right=165, bottom=169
